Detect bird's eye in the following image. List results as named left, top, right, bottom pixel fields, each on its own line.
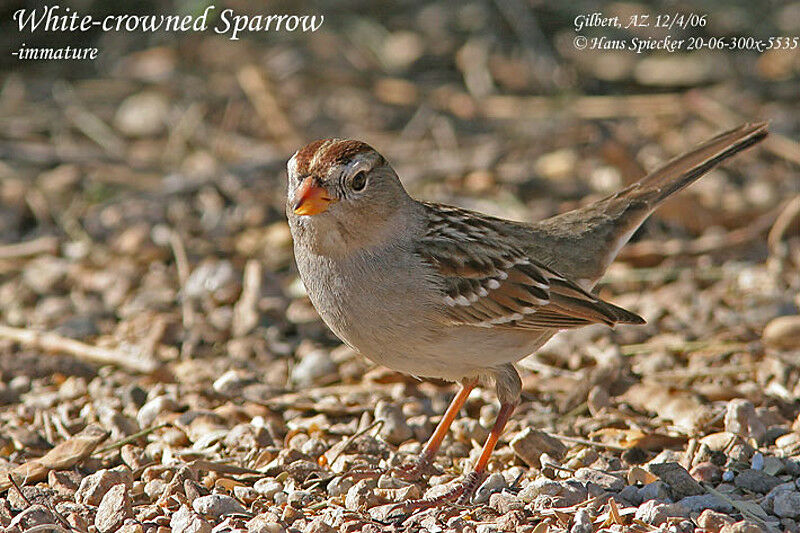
left=350, top=171, right=367, bottom=191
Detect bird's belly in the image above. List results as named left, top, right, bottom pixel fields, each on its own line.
left=373, top=326, right=556, bottom=381
left=297, top=246, right=555, bottom=382
left=321, top=298, right=554, bottom=381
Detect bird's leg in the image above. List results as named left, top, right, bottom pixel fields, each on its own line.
left=391, top=379, right=477, bottom=480
left=455, top=401, right=515, bottom=503
left=348, top=379, right=477, bottom=481
left=390, top=364, right=521, bottom=506
left=388, top=401, right=517, bottom=512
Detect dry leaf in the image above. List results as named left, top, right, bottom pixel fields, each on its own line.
left=0, top=425, right=108, bottom=491
left=532, top=521, right=550, bottom=533
left=589, top=427, right=687, bottom=451
left=604, top=497, right=623, bottom=527
left=553, top=510, right=572, bottom=527
left=215, top=478, right=245, bottom=491
left=628, top=466, right=659, bottom=485
left=622, top=381, right=713, bottom=432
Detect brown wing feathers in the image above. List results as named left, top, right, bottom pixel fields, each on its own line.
left=417, top=122, right=770, bottom=332
left=419, top=204, right=644, bottom=331
left=546, top=277, right=644, bottom=326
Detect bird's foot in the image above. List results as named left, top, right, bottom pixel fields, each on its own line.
left=346, top=456, right=439, bottom=481
left=391, top=457, right=440, bottom=481
left=345, top=464, right=385, bottom=480
left=371, top=470, right=485, bottom=522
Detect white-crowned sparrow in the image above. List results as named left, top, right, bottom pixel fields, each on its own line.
left=285, top=123, right=767, bottom=507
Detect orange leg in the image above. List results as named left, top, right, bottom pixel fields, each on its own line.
left=392, top=379, right=477, bottom=479
left=392, top=401, right=517, bottom=514
left=422, top=381, right=476, bottom=461
left=456, top=401, right=515, bottom=503
left=347, top=380, right=476, bottom=481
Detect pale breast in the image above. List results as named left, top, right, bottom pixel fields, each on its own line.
left=294, top=240, right=557, bottom=381
left=295, top=240, right=442, bottom=362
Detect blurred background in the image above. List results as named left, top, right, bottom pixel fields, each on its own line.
left=0, top=0, right=799, bottom=528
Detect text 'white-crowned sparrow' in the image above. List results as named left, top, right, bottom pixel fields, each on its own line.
left=285, top=122, right=768, bottom=509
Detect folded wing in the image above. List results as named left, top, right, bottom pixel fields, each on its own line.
left=418, top=203, right=644, bottom=330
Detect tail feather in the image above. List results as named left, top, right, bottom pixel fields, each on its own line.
left=605, top=122, right=768, bottom=210
left=533, top=122, right=768, bottom=285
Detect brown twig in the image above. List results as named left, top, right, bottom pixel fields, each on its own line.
left=548, top=433, right=627, bottom=452
left=233, top=259, right=262, bottom=337
left=0, top=236, right=59, bottom=260
left=768, top=195, right=800, bottom=252
left=598, top=265, right=725, bottom=286
left=94, top=423, right=169, bottom=455
left=328, top=419, right=385, bottom=468
left=7, top=474, right=32, bottom=506
left=648, top=364, right=756, bottom=382
left=53, top=81, right=126, bottom=158
left=618, top=206, right=780, bottom=263
left=167, top=229, right=194, bottom=332
left=237, top=64, right=300, bottom=149
left=479, top=93, right=686, bottom=120
left=0, top=324, right=159, bottom=373
left=621, top=340, right=751, bottom=357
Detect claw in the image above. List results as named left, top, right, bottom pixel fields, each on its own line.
left=389, top=457, right=440, bottom=481
left=345, top=465, right=385, bottom=480
left=346, top=456, right=439, bottom=482
left=391, top=470, right=485, bottom=515
left=455, top=471, right=484, bottom=505
left=369, top=470, right=487, bottom=524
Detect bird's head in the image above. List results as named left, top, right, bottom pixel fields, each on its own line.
left=286, top=139, right=413, bottom=254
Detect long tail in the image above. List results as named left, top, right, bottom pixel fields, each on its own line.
left=604, top=122, right=768, bottom=211
left=533, top=122, right=768, bottom=283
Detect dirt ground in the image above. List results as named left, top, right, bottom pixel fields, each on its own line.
left=1, top=1, right=799, bottom=532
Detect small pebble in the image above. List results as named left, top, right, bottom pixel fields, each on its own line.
left=254, top=479, right=284, bottom=500
left=734, top=469, right=782, bottom=493
left=724, top=399, right=766, bottom=444
left=574, top=467, right=625, bottom=491
left=114, top=91, right=169, bottom=137
left=751, top=451, right=765, bottom=471
left=192, top=494, right=245, bottom=518
left=374, top=400, right=413, bottom=445
left=488, top=492, right=523, bottom=514
left=696, top=509, right=735, bottom=531
left=75, top=468, right=134, bottom=506
left=762, top=315, right=800, bottom=350
left=638, top=480, right=670, bottom=502
left=291, top=349, right=338, bottom=388
left=247, top=515, right=286, bottom=533
left=95, top=484, right=133, bottom=533
left=773, top=491, right=800, bottom=518
left=170, top=505, right=212, bottom=533
left=8, top=505, right=57, bottom=531
left=635, top=500, right=688, bottom=526
left=510, top=428, right=567, bottom=467
left=691, top=462, right=723, bottom=484
left=570, top=508, right=593, bottom=533
left=137, top=396, right=177, bottom=428
left=326, top=476, right=354, bottom=497
left=474, top=473, right=506, bottom=504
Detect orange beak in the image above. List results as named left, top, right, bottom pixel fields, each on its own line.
left=293, top=177, right=336, bottom=216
